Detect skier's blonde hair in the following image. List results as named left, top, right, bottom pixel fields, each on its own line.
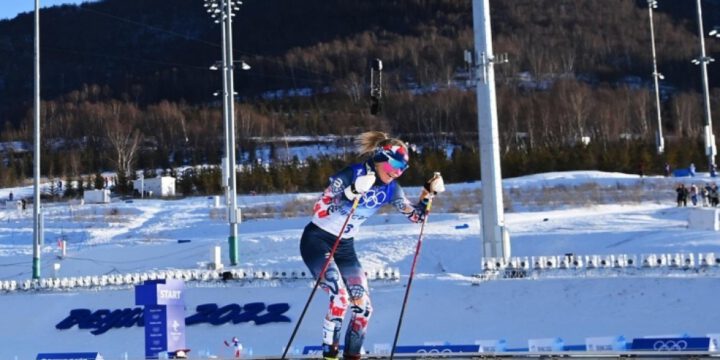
left=355, top=131, right=407, bottom=158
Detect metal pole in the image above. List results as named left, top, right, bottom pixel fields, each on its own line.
left=472, top=0, right=510, bottom=260
left=390, top=197, right=433, bottom=360
left=224, top=0, right=239, bottom=265
left=648, top=1, right=665, bottom=154
left=220, top=1, right=231, bottom=208
left=696, top=0, right=717, bottom=171
left=32, top=0, right=42, bottom=280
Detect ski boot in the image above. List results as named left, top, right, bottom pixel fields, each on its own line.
left=322, top=343, right=340, bottom=360
left=342, top=353, right=362, bottom=360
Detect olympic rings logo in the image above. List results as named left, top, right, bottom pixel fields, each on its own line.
left=416, top=349, right=453, bottom=354
left=361, top=190, right=387, bottom=208
left=653, top=340, right=688, bottom=351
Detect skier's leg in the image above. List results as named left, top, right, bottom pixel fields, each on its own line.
left=319, top=264, right=350, bottom=357
left=300, top=223, right=350, bottom=358
left=341, top=266, right=371, bottom=360
left=334, top=238, right=371, bottom=359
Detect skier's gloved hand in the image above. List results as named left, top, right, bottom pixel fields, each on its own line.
left=424, top=172, right=445, bottom=195
left=344, top=172, right=376, bottom=200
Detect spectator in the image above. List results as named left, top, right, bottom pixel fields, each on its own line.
left=8, top=192, right=13, bottom=201
left=664, top=163, right=671, bottom=177
left=701, top=184, right=710, bottom=207
left=224, top=337, right=243, bottom=358
left=711, top=184, right=720, bottom=207
left=676, top=184, right=688, bottom=207
left=689, top=163, right=696, bottom=177
left=690, top=184, right=698, bottom=206
left=711, top=164, right=718, bottom=178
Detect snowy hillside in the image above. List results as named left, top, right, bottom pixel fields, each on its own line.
left=0, top=171, right=719, bottom=360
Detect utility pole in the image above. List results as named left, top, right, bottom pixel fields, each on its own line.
left=472, top=0, right=510, bottom=261
left=693, top=0, right=717, bottom=171
left=223, top=0, right=240, bottom=266
left=205, top=0, right=242, bottom=265
left=647, top=0, right=665, bottom=155
left=32, top=0, right=43, bottom=279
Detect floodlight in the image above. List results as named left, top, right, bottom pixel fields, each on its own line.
left=670, top=253, right=681, bottom=267
left=586, top=255, right=597, bottom=269
left=483, top=258, right=496, bottom=271
left=682, top=253, right=695, bottom=268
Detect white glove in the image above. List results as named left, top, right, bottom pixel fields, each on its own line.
left=424, top=172, right=445, bottom=195
left=344, top=172, right=376, bottom=199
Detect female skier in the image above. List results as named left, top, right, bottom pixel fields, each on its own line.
left=299, top=131, right=445, bottom=360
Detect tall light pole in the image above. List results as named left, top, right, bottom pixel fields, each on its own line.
left=648, top=0, right=665, bottom=154
left=204, top=0, right=243, bottom=266
left=32, top=0, right=43, bottom=279
left=472, top=0, right=510, bottom=261
left=692, top=0, right=717, bottom=171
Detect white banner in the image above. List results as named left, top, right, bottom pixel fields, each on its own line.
left=474, top=339, right=506, bottom=352
left=585, top=336, right=626, bottom=351
left=708, top=334, right=720, bottom=352
left=528, top=337, right=563, bottom=352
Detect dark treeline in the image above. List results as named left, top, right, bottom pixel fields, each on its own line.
left=1, top=0, right=719, bottom=192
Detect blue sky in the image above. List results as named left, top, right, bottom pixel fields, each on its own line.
left=0, top=0, right=93, bottom=20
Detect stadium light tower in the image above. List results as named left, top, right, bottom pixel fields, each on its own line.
left=204, top=0, right=244, bottom=266
left=472, top=0, right=511, bottom=261
left=691, top=0, right=717, bottom=172
left=647, top=0, right=665, bottom=154
left=32, top=0, right=43, bottom=279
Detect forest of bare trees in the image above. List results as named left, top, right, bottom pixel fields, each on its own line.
left=0, top=0, right=719, bottom=192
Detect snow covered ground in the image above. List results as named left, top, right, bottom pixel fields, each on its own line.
left=0, top=171, right=718, bottom=360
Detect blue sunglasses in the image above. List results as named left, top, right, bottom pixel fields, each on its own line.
left=388, top=157, right=409, bottom=171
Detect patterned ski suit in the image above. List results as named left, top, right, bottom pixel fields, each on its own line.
left=299, top=160, right=429, bottom=357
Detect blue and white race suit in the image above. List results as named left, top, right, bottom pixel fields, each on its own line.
left=311, top=161, right=428, bottom=238
left=300, top=160, right=428, bottom=357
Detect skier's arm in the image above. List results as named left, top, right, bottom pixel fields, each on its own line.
left=391, top=185, right=429, bottom=223
left=392, top=173, right=445, bottom=223
left=318, top=166, right=355, bottom=203
left=318, top=165, right=374, bottom=203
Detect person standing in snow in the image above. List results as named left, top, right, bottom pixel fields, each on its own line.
left=676, top=183, right=688, bottom=207
left=299, top=131, right=444, bottom=360
left=224, top=337, right=243, bottom=358
left=711, top=184, right=720, bottom=207
left=690, top=184, right=698, bottom=206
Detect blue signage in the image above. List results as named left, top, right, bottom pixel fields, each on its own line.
left=55, top=308, right=143, bottom=335
left=143, top=306, right=168, bottom=357
left=185, top=302, right=291, bottom=326
left=135, top=280, right=186, bottom=359
left=302, top=345, right=479, bottom=355
left=56, top=302, right=291, bottom=335
left=36, top=353, right=101, bottom=360
left=394, top=345, right=481, bottom=354
left=631, top=337, right=710, bottom=351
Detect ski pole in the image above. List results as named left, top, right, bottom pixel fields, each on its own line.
left=389, top=195, right=434, bottom=360
left=281, top=196, right=361, bottom=360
